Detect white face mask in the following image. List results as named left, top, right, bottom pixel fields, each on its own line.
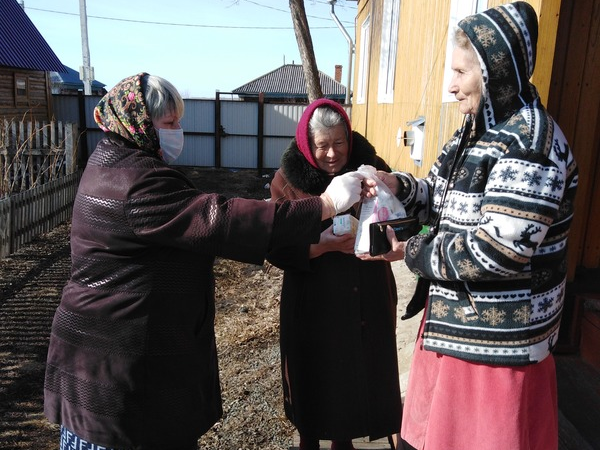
left=157, top=128, right=184, bottom=164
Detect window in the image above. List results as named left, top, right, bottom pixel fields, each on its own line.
left=441, top=0, right=488, bottom=103
left=356, top=14, right=371, bottom=104
left=377, top=0, right=400, bottom=104
left=14, top=74, right=29, bottom=105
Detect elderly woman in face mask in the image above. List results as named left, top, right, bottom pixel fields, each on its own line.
left=267, top=99, right=402, bottom=450
left=43, top=73, right=364, bottom=450
left=363, top=3, right=578, bottom=450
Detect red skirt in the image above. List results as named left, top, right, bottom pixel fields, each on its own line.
left=400, top=316, right=558, bottom=450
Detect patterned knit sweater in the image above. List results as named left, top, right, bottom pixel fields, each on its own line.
left=398, top=2, right=578, bottom=365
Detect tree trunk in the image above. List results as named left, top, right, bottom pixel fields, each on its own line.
left=289, top=0, right=323, bottom=102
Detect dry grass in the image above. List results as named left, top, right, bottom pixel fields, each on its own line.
left=200, top=260, right=294, bottom=449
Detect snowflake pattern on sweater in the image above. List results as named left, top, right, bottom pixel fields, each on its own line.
left=399, top=2, right=578, bottom=365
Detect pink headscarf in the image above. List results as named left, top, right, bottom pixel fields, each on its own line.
left=295, top=98, right=353, bottom=169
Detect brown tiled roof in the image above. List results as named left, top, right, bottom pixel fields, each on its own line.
left=232, top=64, right=346, bottom=99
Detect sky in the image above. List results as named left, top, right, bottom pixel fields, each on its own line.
left=22, top=0, right=358, bottom=99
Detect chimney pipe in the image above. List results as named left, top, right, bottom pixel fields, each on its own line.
left=335, top=65, right=342, bottom=83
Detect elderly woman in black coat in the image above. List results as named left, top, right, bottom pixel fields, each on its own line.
left=267, top=98, right=402, bottom=450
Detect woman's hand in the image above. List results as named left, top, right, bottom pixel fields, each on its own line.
left=320, top=172, right=364, bottom=219
left=356, top=225, right=407, bottom=262
left=362, top=171, right=401, bottom=199
left=309, top=224, right=356, bottom=258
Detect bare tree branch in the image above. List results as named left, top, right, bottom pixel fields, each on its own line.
left=289, top=0, right=323, bottom=102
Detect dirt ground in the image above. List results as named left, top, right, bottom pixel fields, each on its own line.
left=0, top=167, right=417, bottom=450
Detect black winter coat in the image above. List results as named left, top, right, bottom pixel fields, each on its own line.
left=267, top=132, right=402, bottom=440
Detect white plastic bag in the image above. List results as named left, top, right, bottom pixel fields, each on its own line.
left=354, top=165, right=407, bottom=254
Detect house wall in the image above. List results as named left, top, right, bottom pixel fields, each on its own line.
left=547, top=0, right=600, bottom=271
left=352, top=0, right=560, bottom=180
left=351, top=0, right=584, bottom=267
left=351, top=1, right=600, bottom=355
left=0, top=68, right=52, bottom=123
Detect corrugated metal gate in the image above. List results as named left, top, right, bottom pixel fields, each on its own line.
left=52, top=93, right=351, bottom=172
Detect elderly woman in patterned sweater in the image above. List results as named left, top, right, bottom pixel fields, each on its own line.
left=362, top=3, right=577, bottom=450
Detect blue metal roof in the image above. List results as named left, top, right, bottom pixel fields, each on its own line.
left=232, top=64, right=346, bottom=99
left=50, top=65, right=105, bottom=90
left=0, top=0, right=65, bottom=72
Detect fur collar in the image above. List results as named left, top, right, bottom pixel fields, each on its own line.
left=280, top=131, right=383, bottom=196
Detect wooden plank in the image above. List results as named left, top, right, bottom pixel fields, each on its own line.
left=558, top=410, right=595, bottom=450
left=0, top=68, right=52, bottom=122
left=0, top=171, right=81, bottom=258
left=574, top=0, right=600, bottom=268
left=529, top=0, right=561, bottom=103
left=581, top=111, right=600, bottom=267
left=581, top=311, right=600, bottom=371
left=556, top=354, right=600, bottom=447
left=291, top=433, right=393, bottom=450
left=548, top=0, right=600, bottom=271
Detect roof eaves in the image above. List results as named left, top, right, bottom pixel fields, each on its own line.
left=232, top=64, right=347, bottom=97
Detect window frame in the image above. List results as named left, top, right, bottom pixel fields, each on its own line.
left=14, top=73, right=30, bottom=106
left=377, top=0, right=400, bottom=104
left=441, top=0, right=488, bottom=103
left=356, top=14, right=372, bottom=105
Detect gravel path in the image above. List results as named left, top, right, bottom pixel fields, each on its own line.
left=0, top=222, right=71, bottom=449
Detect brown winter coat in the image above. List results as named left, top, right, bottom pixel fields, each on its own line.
left=44, top=135, right=323, bottom=449
left=267, top=131, right=402, bottom=441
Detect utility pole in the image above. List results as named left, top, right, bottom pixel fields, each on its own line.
left=79, top=0, right=93, bottom=95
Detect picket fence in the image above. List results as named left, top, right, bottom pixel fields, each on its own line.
left=0, top=120, right=80, bottom=258
left=0, top=171, right=81, bottom=258
left=1, top=120, right=78, bottom=196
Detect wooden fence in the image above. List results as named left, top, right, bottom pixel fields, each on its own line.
left=1, top=120, right=78, bottom=196
left=0, top=120, right=80, bottom=258
left=0, top=171, right=81, bottom=258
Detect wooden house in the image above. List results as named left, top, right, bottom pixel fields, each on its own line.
left=232, top=63, right=346, bottom=103
left=349, top=0, right=600, bottom=369
left=50, top=65, right=106, bottom=96
left=0, top=0, right=65, bottom=122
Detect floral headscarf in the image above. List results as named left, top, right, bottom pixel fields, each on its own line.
left=94, top=72, right=160, bottom=153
